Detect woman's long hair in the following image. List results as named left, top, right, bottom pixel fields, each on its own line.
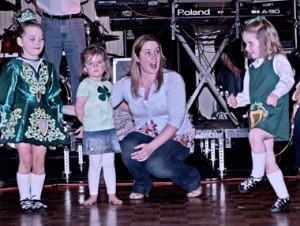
left=130, top=34, right=165, bottom=98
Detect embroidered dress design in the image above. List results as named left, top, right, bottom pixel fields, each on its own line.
left=250, top=102, right=269, bottom=128
left=25, top=108, right=66, bottom=142
left=35, top=118, right=49, bottom=136
left=0, top=111, right=8, bottom=129
left=23, top=62, right=49, bottom=102
left=0, top=59, right=69, bottom=146
left=1, top=108, right=22, bottom=140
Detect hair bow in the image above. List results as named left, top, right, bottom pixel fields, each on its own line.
left=244, top=16, right=267, bottom=25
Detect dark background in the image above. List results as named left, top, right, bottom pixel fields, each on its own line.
left=0, top=135, right=297, bottom=187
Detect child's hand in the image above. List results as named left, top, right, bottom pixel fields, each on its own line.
left=227, top=94, right=237, bottom=108
left=266, top=93, right=279, bottom=107
left=292, top=82, right=300, bottom=102
left=292, top=90, right=300, bottom=102
left=63, top=105, right=76, bottom=116
left=75, top=126, right=83, bottom=139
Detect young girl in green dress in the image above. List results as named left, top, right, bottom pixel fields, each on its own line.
left=0, top=9, right=69, bottom=213
left=227, top=16, right=295, bottom=212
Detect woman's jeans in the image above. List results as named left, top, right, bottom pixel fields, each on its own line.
left=294, top=109, right=300, bottom=169
left=120, top=132, right=201, bottom=195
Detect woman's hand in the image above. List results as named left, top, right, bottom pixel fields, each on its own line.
left=292, top=90, right=300, bottom=102
left=293, top=103, right=300, bottom=119
left=131, top=124, right=177, bottom=162
left=131, top=143, right=154, bottom=162
left=75, top=126, right=83, bottom=139
left=292, top=82, right=300, bottom=102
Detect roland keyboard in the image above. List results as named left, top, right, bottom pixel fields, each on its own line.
left=109, top=0, right=294, bottom=28
left=95, top=0, right=148, bottom=11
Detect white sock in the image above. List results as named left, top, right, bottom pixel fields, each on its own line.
left=251, top=152, right=266, bottom=180
left=30, top=173, right=45, bottom=200
left=267, top=170, right=289, bottom=199
left=17, top=173, right=31, bottom=201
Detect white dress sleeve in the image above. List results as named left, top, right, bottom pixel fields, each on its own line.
left=271, top=54, right=295, bottom=98
left=235, top=69, right=250, bottom=108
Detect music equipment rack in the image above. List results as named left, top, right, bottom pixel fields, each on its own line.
left=95, top=0, right=298, bottom=127
left=95, top=0, right=298, bottom=178
left=95, top=0, right=148, bottom=11
left=174, top=0, right=297, bottom=127
left=103, top=0, right=295, bottom=29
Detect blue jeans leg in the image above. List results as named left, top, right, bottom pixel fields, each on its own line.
left=120, top=132, right=201, bottom=194
left=62, top=18, right=86, bottom=104
left=222, top=68, right=243, bottom=96
left=146, top=138, right=201, bottom=193
left=41, top=17, right=64, bottom=79
left=41, top=17, right=86, bottom=104
left=120, top=132, right=153, bottom=195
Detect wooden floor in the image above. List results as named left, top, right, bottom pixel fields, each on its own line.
left=0, top=119, right=298, bottom=225
left=1, top=178, right=300, bottom=226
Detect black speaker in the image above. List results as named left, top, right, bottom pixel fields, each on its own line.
left=240, top=0, right=298, bottom=50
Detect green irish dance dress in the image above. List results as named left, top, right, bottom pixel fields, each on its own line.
left=249, top=57, right=290, bottom=141
left=0, top=58, right=69, bottom=146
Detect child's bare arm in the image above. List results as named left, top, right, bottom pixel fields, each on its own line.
left=63, top=105, right=76, bottom=116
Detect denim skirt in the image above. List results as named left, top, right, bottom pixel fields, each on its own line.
left=82, top=129, right=121, bottom=155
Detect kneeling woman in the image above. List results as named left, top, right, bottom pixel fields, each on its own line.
left=111, top=34, right=202, bottom=200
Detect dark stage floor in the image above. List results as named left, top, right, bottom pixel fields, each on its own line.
left=0, top=119, right=299, bottom=225
left=0, top=179, right=300, bottom=225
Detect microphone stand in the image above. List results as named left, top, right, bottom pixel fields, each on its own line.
left=15, top=0, right=21, bottom=12
left=81, top=13, right=108, bottom=48
left=81, top=13, right=108, bottom=34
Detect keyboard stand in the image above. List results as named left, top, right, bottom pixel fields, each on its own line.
left=170, top=0, right=240, bottom=127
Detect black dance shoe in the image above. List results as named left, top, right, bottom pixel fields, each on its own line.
left=20, top=198, right=33, bottom=213
left=31, top=199, right=48, bottom=212
left=269, top=196, right=291, bottom=213
left=238, top=176, right=262, bottom=193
